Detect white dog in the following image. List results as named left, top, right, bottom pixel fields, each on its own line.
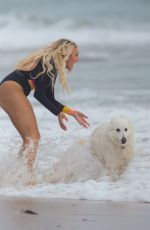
left=90, top=116, right=135, bottom=177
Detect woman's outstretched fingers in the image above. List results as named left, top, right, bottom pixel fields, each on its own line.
left=74, top=111, right=89, bottom=128
left=58, top=112, right=68, bottom=130
left=82, top=117, right=90, bottom=127
left=77, top=111, right=88, bottom=118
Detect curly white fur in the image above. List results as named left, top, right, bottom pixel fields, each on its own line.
left=90, top=116, right=135, bottom=177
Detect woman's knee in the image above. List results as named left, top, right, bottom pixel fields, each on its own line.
left=23, top=132, right=41, bottom=143
left=32, top=132, right=41, bottom=140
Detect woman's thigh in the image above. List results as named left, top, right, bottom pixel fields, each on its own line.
left=0, top=81, right=40, bottom=139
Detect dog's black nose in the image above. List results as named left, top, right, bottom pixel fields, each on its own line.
left=121, top=137, right=127, bottom=144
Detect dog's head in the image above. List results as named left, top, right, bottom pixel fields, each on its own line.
left=107, top=116, right=134, bottom=148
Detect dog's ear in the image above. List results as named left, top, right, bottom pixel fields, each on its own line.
left=128, top=120, right=134, bottom=130
left=110, top=116, right=119, bottom=124
left=110, top=117, right=118, bottom=127
left=121, top=116, right=134, bottom=130
left=108, top=120, right=114, bottom=131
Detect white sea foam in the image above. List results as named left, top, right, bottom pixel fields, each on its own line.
left=0, top=13, right=150, bottom=52
left=0, top=0, right=150, bottom=202
left=0, top=92, right=150, bottom=202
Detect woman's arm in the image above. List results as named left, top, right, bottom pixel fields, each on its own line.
left=34, top=73, right=89, bottom=129
left=34, top=75, right=65, bottom=116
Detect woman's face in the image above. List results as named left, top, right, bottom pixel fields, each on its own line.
left=66, top=47, right=80, bottom=71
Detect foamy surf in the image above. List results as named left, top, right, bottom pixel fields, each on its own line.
left=0, top=102, right=150, bottom=202
left=0, top=0, right=150, bottom=202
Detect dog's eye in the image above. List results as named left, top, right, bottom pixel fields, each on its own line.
left=125, top=128, right=128, bottom=131
left=116, top=129, right=120, bottom=132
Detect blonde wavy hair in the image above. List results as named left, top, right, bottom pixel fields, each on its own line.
left=16, top=39, right=78, bottom=92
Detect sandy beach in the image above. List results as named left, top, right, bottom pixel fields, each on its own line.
left=0, top=196, right=149, bottom=230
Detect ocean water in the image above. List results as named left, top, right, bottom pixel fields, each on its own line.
left=0, top=0, right=150, bottom=202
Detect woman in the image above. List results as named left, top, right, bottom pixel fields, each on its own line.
left=0, top=38, right=89, bottom=170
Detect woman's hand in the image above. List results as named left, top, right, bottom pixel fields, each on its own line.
left=58, top=110, right=89, bottom=130
left=58, top=112, right=68, bottom=130
left=73, top=111, right=89, bottom=128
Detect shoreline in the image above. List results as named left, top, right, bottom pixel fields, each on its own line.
left=0, top=196, right=150, bottom=230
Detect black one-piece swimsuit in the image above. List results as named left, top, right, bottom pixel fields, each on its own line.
left=0, top=61, right=65, bottom=116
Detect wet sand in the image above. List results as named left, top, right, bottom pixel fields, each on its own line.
left=0, top=196, right=150, bottom=230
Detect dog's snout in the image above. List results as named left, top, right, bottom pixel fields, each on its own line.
left=121, top=137, right=127, bottom=144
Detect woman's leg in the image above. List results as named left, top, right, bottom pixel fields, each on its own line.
left=0, top=81, right=40, bottom=170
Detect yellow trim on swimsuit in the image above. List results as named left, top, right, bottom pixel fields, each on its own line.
left=62, top=106, right=76, bottom=115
